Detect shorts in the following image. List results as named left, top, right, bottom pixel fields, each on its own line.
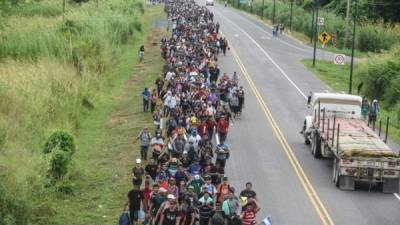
left=129, top=210, right=140, bottom=223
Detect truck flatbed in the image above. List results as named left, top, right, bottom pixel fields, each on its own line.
left=317, top=118, right=397, bottom=158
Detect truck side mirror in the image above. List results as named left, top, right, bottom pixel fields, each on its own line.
left=307, top=95, right=312, bottom=105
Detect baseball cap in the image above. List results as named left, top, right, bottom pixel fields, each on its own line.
left=159, top=187, right=167, bottom=193
left=136, top=158, right=141, bottom=164
left=167, top=194, right=176, bottom=200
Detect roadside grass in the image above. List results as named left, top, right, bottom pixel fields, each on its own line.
left=47, top=6, right=168, bottom=225
left=302, top=59, right=400, bottom=145
left=0, top=1, right=167, bottom=224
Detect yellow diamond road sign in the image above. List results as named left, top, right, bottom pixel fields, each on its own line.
left=319, top=31, right=331, bottom=44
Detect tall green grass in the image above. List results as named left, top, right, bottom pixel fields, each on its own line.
left=228, top=0, right=400, bottom=53
left=0, top=0, right=147, bottom=224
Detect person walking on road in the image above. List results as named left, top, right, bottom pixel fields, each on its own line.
left=215, top=140, right=230, bottom=170
left=239, top=182, right=257, bottom=210
left=279, top=23, right=285, bottom=35
left=143, top=88, right=151, bottom=112
left=220, top=38, right=228, bottom=56
left=217, top=115, right=229, bottom=142
left=240, top=200, right=261, bottom=225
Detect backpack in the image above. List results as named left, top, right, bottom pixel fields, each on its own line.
left=140, top=132, right=151, bottom=142
left=228, top=215, right=242, bottom=225
left=118, top=211, right=131, bottom=225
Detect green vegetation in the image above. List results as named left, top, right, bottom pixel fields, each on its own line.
left=302, top=46, right=400, bottom=143
left=226, top=0, right=400, bottom=53
left=0, top=0, right=166, bottom=224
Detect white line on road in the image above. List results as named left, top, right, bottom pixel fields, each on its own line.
left=394, top=193, right=400, bottom=201
left=219, top=14, right=308, bottom=100
left=218, top=7, right=310, bottom=53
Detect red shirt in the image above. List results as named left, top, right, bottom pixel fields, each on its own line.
left=242, top=210, right=256, bottom=225
left=197, top=122, right=207, bottom=137
left=206, top=119, right=216, bottom=130
left=217, top=119, right=229, bottom=134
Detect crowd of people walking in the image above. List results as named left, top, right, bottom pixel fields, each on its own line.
left=119, top=1, right=265, bottom=225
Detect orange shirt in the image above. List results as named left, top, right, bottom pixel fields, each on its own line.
left=217, top=183, right=229, bottom=203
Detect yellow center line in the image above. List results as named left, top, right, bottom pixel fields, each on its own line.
left=227, top=40, right=335, bottom=225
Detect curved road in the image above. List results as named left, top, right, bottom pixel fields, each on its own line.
left=198, top=2, right=400, bottom=225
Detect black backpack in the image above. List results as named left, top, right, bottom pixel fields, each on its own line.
left=118, top=212, right=131, bottom=225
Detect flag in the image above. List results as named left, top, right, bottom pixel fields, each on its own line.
left=262, top=216, right=272, bottom=225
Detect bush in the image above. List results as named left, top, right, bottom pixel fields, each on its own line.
left=43, top=131, right=76, bottom=181
left=240, top=0, right=400, bottom=52
left=43, top=131, right=76, bottom=155
left=357, top=23, right=400, bottom=52
left=358, top=45, right=400, bottom=104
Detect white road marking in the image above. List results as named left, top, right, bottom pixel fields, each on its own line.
left=394, top=193, right=400, bottom=201
left=260, top=36, right=270, bottom=40
left=219, top=15, right=308, bottom=100
left=218, top=6, right=310, bottom=53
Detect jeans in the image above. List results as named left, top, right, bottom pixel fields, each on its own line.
left=140, top=145, right=149, bottom=160
left=218, top=132, right=227, bottom=142
left=143, top=99, right=149, bottom=112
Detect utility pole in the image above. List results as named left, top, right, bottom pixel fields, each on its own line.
left=312, top=0, right=319, bottom=67
left=310, top=5, right=315, bottom=43
left=344, top=0, right=350, bottom=49
left=289, top=0, right=293, bottom=32
left=262, top=0, right=264, bottom=17
left=349, top=0, right=358, bottom=94
left=62, top=0, right=66, bottom=20
left=272, top=0, right=276, bottom=25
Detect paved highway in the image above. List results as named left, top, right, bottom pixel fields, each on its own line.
left=198, top=2, right=400, bottom=225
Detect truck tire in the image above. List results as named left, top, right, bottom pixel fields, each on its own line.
left=311, top=132, right=322, bottom=158
left=302, top=120, right=310, bottom=145
left=333, top=158, right=340, bottom=187
left=304, top=129, right=310, bottom=145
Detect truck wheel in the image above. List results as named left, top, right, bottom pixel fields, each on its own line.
left=311, top=132, right=322, bottom=158
left=333, top=159, right=340, bottom=187
left=304, top=129, right=310, bottom=145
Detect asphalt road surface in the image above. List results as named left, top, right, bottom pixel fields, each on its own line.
left=197, top=2, right=400, bottom=225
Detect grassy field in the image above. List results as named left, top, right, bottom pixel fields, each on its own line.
left=0, top=1, right=167, bottom=224
left=48, top=10, right=168, bottom=224
left=302, top=59, right=400, bottom=144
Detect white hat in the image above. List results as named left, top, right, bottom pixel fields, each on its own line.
left=159, top=188, right=167, bottom=193
left=167, top=194, right=176, bottom=200
left=136, top=158, right=141, bottom=164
